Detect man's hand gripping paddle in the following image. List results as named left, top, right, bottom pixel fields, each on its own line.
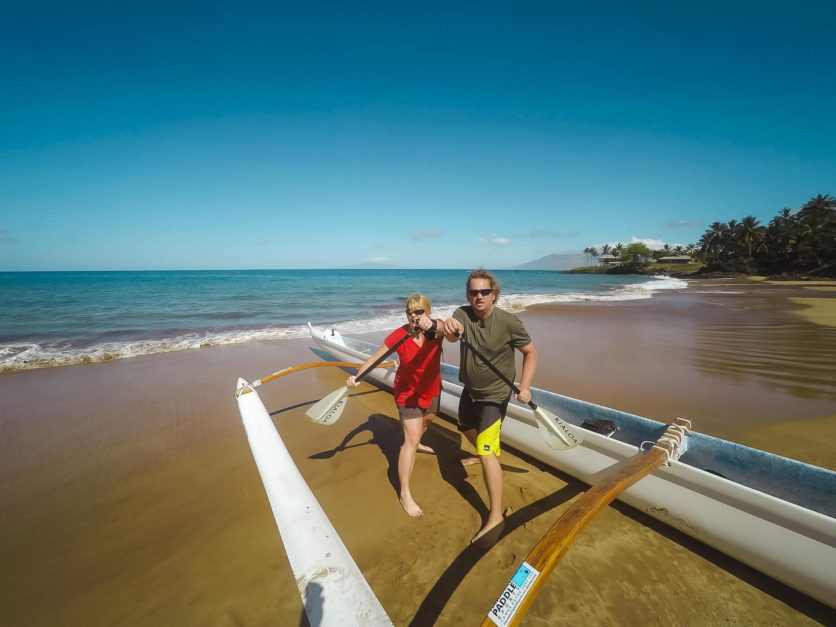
left=456, top=332, right=582, bottom=450
left=306, top=328, right=420, bottom=425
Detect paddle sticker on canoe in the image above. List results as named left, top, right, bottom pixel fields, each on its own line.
left=486, top=561, right=541, bottom=627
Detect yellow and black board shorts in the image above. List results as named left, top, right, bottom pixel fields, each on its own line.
left=458, top=393, right=510, bottom=457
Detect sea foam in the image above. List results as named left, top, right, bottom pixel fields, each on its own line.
left=0, top=274, right=688, bottom=372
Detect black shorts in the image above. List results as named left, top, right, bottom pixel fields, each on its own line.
left=457, top=393, right=510, bottom=434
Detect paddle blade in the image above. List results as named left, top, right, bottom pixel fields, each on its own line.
left=306, top=386, right=349, bottom=425
left=533, top=407, right=583, bottom=450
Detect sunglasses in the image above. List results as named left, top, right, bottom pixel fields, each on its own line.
left=468, top=289, right=493, bottom=297
left=407, top=309, right=425, bottom=316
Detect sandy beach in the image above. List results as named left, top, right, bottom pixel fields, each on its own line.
left=1, top=279, right=834, bottom=625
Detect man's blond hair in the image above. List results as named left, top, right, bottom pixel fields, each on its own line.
left=467, top=268, right=500, bottom=299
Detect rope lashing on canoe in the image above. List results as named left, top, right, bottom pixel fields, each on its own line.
left=640, top=417, right=691, bottom=465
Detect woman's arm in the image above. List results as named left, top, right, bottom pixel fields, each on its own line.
left=346, top=343, right=391, bottom=388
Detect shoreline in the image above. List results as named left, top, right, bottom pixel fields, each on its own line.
left=521, top=278, right=835, bottom=468
left=0, top=272, right=683, bottom=374
left=1, top=279, right=834, bottom=624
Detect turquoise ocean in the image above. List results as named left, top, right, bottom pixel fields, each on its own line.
left=0, top=269, right=686, bottom=372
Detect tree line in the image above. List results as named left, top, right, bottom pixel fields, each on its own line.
left=583, top=194, right=835, bottom=276
left=696, top=194, right=835, bottom=276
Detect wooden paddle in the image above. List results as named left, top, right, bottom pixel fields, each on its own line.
left=306, top=327, right=421, bottom=425
left=235, top=361, right=396, bottom=396
left=481, top=418, right=691, bottom=626
left=456, top=333, right=582, bottom=451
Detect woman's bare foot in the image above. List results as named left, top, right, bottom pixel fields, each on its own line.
left=416, top=443, right=435, bottom=454
left=460, top=456, right=480, bottom=466
left=399, top=495, right=424, bottom=518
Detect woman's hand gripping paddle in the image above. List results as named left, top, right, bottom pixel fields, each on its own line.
left=305, top=328, right=420, bottom=425
left=456, top=333, right=582, bottom=450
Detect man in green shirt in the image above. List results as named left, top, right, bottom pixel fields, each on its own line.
left=442, top=269, right=538, bottom=547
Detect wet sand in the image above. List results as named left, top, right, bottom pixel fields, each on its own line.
left=1, top=279, right=834, bottom=625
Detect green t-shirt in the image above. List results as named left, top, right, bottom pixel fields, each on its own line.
left=452, top=306, right=532, bottom=403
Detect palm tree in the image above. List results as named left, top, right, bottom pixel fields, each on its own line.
left=724, top=219, right=741, bottom=260
left=600, top=244, right=612, bottom=256
left=796, top=194, right=836, bottom=269
left=766, top=208, right=797, bottom=269
left=699, top=222, right=727, bottom=263
left=739, top=215, right=763, bottom=260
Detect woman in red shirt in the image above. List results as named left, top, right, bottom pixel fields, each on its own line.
left=347, top=294, right=445, bottom=517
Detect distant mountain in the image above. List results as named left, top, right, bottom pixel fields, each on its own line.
left=511, top=253, right=589, bottom=270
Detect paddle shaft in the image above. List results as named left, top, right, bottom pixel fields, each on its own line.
left=354, top=326, right=421, bottom=383
left=457, top=335, right=536, bottom=409
left=481, top=420, right=689, bottom=626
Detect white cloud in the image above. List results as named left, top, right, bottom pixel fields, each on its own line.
left=365, top=257, right=387, bottom=263
left=608, top=237, right=685, bottom=249
left=631, top=236, right=666, bottom=248
left=477, top=235, right=510, bottom=245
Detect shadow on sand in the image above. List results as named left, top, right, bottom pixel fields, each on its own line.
left=309, top=413, right=494, bottom=519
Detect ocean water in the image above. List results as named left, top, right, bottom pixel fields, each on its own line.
left=0, top=270, right=686, bottom=372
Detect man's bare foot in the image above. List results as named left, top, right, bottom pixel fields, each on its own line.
left=460, top=456, right=480, bottom=466
left=417, top=443, right=435, bottom=455
left=471, top=517, right=505, bottom=548
left=399, top=495, right=424, bottom=518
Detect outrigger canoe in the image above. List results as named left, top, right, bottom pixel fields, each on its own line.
left=304, top=323, right=836, bottom=610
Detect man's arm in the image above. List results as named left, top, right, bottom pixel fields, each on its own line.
left=516, top=342, right=538, bottom=403
left=442, top=316, right=463, bottom=342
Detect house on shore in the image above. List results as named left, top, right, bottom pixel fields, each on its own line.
left=597, top=254, right=621, bottom=266
left=657, top=256, right=693, bottom=264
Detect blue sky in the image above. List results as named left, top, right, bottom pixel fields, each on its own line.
left=1, top=1, right=834, bottom=270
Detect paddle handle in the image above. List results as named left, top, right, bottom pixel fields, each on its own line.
left=457, top=334, right=536, bottom=409
left=354, top=327, right=419, bottom=383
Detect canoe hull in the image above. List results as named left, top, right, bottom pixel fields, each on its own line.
left=235, top=378, right=393, bottom=626
left=308, top=324, right=836, bottom=609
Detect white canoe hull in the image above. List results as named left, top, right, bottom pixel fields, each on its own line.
left=235, top=377, right=393, bottom=626
left=308, top=324, right=836, bottom=609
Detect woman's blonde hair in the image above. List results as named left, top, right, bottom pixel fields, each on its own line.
left=405, top=293, right=431, bottom=314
